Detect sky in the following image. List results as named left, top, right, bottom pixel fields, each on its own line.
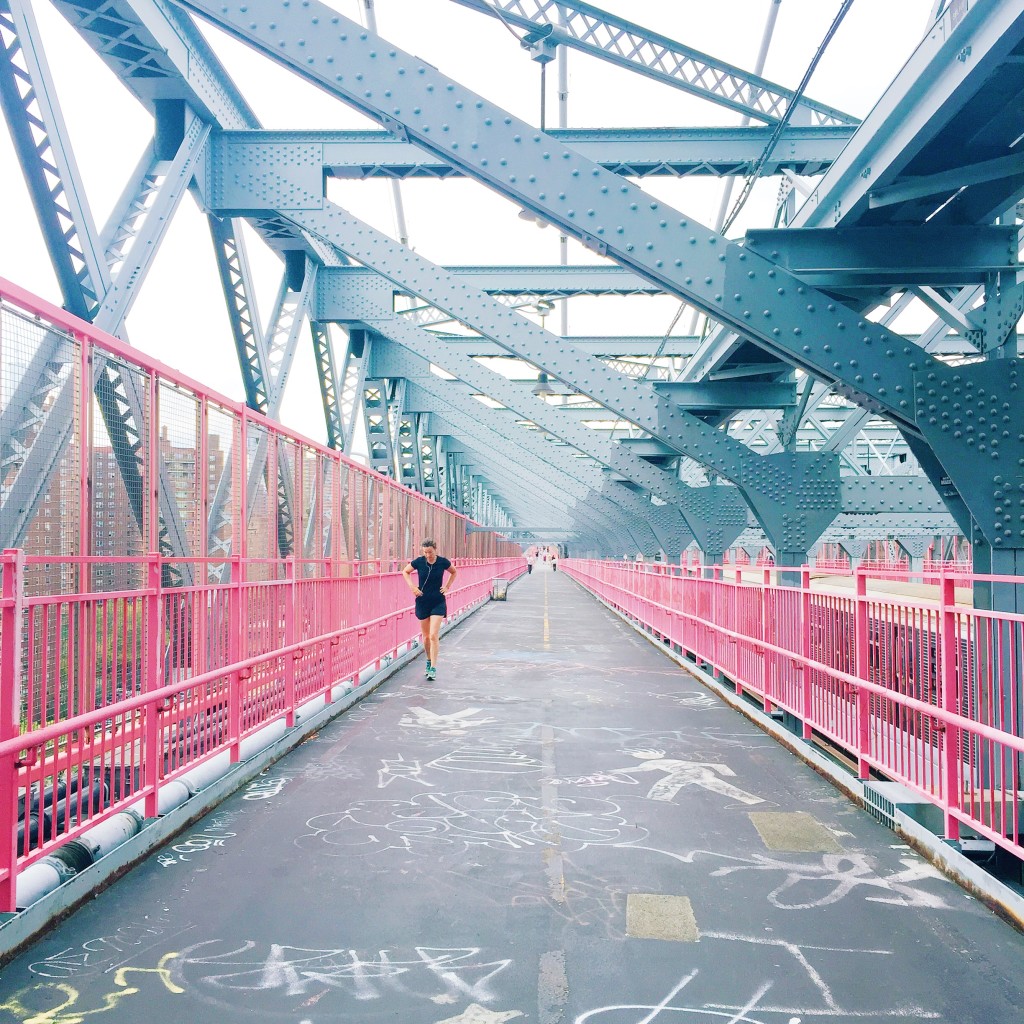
left=0, top=0, right=937, bottom=447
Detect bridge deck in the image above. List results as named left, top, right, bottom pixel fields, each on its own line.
left=1, top=568, right=1022, bottom=1022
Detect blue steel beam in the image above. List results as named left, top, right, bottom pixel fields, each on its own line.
left=72, top=0, right=917, bottom=549
left=347, top=302, right=742, bottom=556
left=793, top=0, right=1024, bottom=229
left=310, top=320, right=345, bottom=450
left=377, top=343, right=610, bottom=494
left=177, top=0, right=947, bottom=433
left=215, top=126, right=853, bottom=180
left=0, top=6, right=204, bottom=569
left=450, top=0, right=858, bottom=127
left=315, top=265, right=665, bottom=307
left=278, top=202, right=832, bottom=562
left=0, top=0, right=103, bottom=319
left=744, top=225, right=1020, bottom=290
left=208, top=214, right=271, bottom=411
left=50, top=0, right=258, bottom=129
left=178, top=4, right=933, bottom=470
left=427, top=428, right=570, bottom=529
left=410, top=399, right=630, bottom=541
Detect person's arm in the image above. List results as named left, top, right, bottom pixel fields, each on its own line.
left=402, top=562, right=422, bottom=596
left=440, top=561, right=457, bottom=595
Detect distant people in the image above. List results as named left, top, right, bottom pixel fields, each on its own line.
left=403, top=538, right=457, bottom=682
left=636, top=553, right=644, bottom=563
left=551, top=550, right=558, bottom=572
left=527, top=552, right=535, bottom=575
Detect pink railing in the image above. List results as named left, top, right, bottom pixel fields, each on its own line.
left=0, top=550, right=526, bottom=909
left=0, top=279, right=528, bottom=910
left=563, top=559, right=1024, bottom=865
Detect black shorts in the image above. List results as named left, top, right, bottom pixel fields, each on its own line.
left=415, top=596, right=447, bottom=621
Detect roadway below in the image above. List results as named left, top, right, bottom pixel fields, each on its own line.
left=0, top=566, right=1021, bottom=1022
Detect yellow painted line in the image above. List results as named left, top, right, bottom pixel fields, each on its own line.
left=626, top=893, right=699, bottom=942
left=543, top=571, right=550, bottom=649
left=749, top=811, right=844, bottom=852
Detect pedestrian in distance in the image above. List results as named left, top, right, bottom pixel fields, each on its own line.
left=527, top=551, right=535, bottom=574
left=403, top=539, right=457, bottom=681
left=551, top=550, right=558, bottom=572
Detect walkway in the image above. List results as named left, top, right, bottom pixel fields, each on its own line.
left=0, top=568, right=1022, bottom=1022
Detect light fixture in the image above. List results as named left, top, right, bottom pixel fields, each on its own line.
left=532, top=371, right=555, bottom=398
left=517, top=207, right=550, bottom=229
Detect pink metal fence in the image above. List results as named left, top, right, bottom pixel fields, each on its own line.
left=563, top=559, right=1024, bottom=865
left=0, top=551, right=525, bottom=909
left=0, top=281, right=526, bottom=911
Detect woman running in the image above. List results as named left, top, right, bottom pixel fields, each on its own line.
left=402, top=539, right=457, bottom=681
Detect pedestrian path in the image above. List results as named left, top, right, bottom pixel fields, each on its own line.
left=0, top=567, right=1022, bottom=1022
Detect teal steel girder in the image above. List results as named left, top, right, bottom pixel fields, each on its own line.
left=313, top=265, right=663, bottom=313
left=372, top=340, right=684, bottom=548
left=450, top=0, right=858, bottom=128
left=793, top=0, right=1024, bottom=230
left=744, top=226, right=1020, bottom=290
left=334, top=294, right=748, bottom=555
left=283, top=202, right=834, bottom=559
left=413, top=404, right=636, bottom=547
left=652, top=380, right=797, bottom=412
left=213, top=125, right=852, bottom=180
left=208, top=214, right=270, bottom=411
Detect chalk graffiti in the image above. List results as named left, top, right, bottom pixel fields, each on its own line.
left=575, top=933, right=941, bottom=1021
left=297, top=791, right=646, bottom=855
left=0, top=952, right=182, bottom=1023
left=378, top=754, right=431, bottom=788
left=243, top=774, right=293, bottom=801
left=707, top=851, right=950, bottom=910
left=436, top=1006, right=524, bottom=1023
left=400, top=707, right=498, bottom=731
left=651, top=691, right=720, bottom=710
left=299, top=756, right=362, bottom=782
left=169, top=942, right=511, bottom=1006
left=157, top=815, right=237, bottom=867
left=553, top=750, right=764, bottom=806
left=429, top=745, right=546, bottom=776
left=624, top=846, right=951, bottom=910
left=28, top=916, right=174, bottom=977
left=448, top=855, right=625, bottom=936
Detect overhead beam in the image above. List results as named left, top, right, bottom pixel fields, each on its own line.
left=450, top=0, right=858, bottom=127
left=214, top=125, right=853, bottom=180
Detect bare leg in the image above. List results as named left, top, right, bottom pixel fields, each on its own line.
left=419, top=618, right=431, bottom=658
left=428, top=614, right=444, bottom=665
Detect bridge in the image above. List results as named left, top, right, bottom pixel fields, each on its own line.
left=2, top=0, right=1024, bottom=1019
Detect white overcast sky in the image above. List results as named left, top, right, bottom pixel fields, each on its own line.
left=0, top=0, right=936, bottom=445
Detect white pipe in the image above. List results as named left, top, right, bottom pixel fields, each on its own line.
left=79, top=811, right=143, bottom=860
left=16, top=858, right=72, bottom=910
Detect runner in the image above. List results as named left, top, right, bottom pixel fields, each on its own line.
left=402, top=539, right=457, bottom=681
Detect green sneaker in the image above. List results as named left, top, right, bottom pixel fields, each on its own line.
left=426, top=666, right=436, bottom=681
left=425, top=659, right=432, bottom=677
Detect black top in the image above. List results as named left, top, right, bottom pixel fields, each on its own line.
left=410, top=555, right=451, bottom=598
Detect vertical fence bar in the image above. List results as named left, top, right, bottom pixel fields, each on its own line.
left=801, top=566, right=813, bottom=739
left=143, top=553, right=163, bottom=818
left=940, top=573, right=962, bottom=841
left=855, top=569, right=871, bottom=779
left=0, top=550, right=26, bottom=911
left=285, top=558, right=297, bottom=727
left=228, top=555, right=242, bottom=762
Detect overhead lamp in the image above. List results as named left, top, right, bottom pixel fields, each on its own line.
left=532, top=372, right=556, bottom=398
left=517, top=207, right=550, bottom=229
